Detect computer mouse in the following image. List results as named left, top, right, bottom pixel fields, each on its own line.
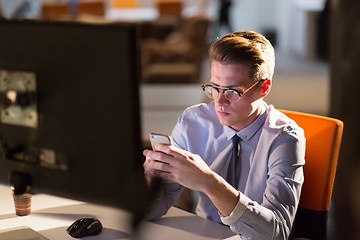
left=66, top=217, right=102, bottom=238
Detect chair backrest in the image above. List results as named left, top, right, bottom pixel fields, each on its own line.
left=280, top=110, right=343, bottom=211
left=156, top=0, right=182, bottom=17
left=42, top=1, right=105, bottom=20
left=78, top=1, right=105, bottom=16
left=111, top=0, right=138, bottom=8
left=42, top=2, right=70, bottom=20
left=280, top=110, right=343, bottom=239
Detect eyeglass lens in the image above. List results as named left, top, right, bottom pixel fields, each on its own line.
left=204, top=86, right=240, bottom=102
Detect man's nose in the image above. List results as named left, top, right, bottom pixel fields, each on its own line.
left=215, top=91, right=230, bottom=105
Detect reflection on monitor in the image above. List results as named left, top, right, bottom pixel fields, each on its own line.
left=0, top=20, right=148, bottom=215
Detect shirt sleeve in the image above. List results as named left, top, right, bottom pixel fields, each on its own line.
left=145, top=182, right=184, bottom=221
left=221, top=132, right=305, bottom=240
left=220, top=191, right=250, bottom=225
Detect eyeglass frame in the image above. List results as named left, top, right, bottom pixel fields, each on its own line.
left=201, top=78, right=264, bottom=102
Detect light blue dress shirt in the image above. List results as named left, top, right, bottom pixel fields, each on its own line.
left=146, top=101, right=305, bottom=240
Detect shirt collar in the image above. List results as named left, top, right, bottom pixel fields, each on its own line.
left=224, top=103, right=267, bottom=142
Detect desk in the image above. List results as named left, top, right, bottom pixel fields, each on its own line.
left=0, top=184, right=236, bottom=239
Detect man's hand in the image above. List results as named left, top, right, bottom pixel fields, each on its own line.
left=143, top=144, right=240, bottom=217
left=143, top=144, right=212, bottom=191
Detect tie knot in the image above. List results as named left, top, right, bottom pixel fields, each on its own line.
left=232, top=135, right=240, bottom=145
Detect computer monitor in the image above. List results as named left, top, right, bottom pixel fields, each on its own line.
left=0, top=19, right=149, bottom=216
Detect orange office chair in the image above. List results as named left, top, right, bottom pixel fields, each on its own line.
left=280, top=110, right=344, bottom=239
left=156, top=0, right=182, bottom=18
left=42, top=1, right=105, bottom=20
left=111, top=0, right=138, bottom=8
left=78, top=1, right=105, bottom=16
left=42, top=2, right=70, bottom=20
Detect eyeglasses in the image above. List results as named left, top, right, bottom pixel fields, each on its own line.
left=201, top=79, right=262, bottom=103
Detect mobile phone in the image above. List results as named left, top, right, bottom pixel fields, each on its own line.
left=149, top=133, right=171, bottom=151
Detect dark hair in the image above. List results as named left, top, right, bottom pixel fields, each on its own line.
left=209, top=31, right=275, bottom=82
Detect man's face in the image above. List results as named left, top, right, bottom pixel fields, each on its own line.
left=210, top=61, right=263, bottom=131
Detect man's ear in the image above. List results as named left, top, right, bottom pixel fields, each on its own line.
left=260, top=78, right=271, bottom=98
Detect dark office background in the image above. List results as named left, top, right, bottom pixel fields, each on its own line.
left=329, top=0, right=360, bottom=239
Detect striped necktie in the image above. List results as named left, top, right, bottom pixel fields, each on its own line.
left=226, top=135, right=240, bottom=187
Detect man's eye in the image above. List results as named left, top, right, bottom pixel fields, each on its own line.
left=227, top=89, right=238, bottom=94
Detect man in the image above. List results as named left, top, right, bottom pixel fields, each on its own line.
left=143, top=31, right=305, bottom=239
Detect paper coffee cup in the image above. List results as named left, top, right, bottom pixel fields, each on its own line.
left=12, top=191, right=32, bottom=216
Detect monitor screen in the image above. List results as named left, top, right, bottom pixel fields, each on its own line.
left=0, top=19, right=148, bottom=215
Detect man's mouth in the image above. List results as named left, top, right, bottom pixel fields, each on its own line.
left=217, top=109, right=231, bottom=116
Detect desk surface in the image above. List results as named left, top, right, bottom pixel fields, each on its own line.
left=0, top=184, right=236, bottom=240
